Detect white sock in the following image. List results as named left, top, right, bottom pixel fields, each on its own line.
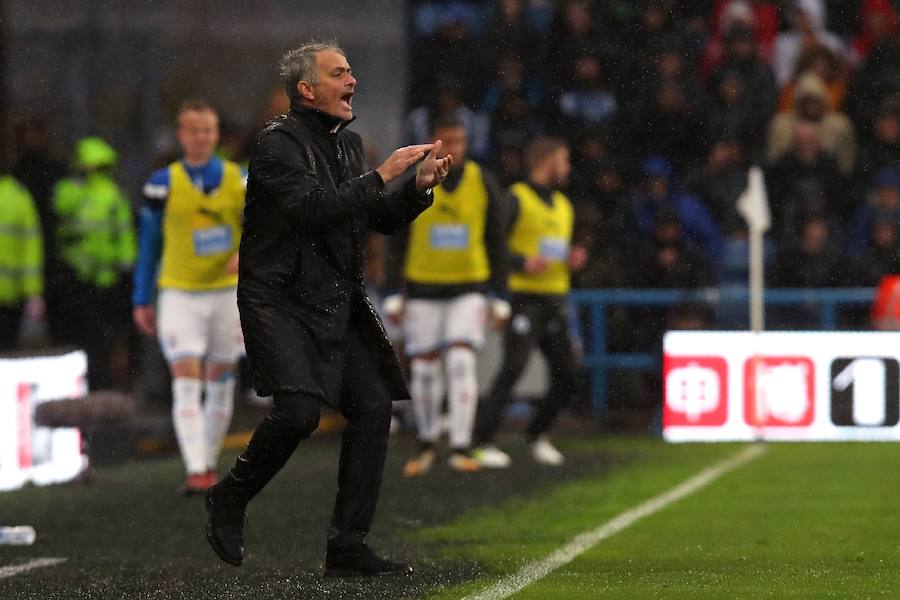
left=203, top=377, right=235, bottom=471
left=446, top=347, right=478, bottom=450
left=409, top=358, right=445, bottom=443
left=171, top=377, right=205, bottom=475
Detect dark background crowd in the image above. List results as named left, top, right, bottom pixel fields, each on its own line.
left=404, top=0, right=899, bottom=294
left=1, top=0, right=898, bottom=416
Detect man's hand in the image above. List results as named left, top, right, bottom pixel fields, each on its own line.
left=375, top=144, right=434, bottom=185
left=568, top=245, right=589, bottom=271
left=524, top=256, right=551, bottom=274
left=489, top=298, right=511, bottom=331
left=133, top=305, right=157, bottom=337
left=226, top=252, right=239, bottom=275
left=383, top=294, right=404, bottom=327
left=415, top=140, right=453, bottom=192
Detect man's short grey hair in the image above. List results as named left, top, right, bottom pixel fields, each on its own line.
left=280, top=41, right=346, bottom=107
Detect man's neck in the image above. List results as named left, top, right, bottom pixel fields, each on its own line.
left=183, top=155, right=213, bottom=168
left=528, top=174, right=553, bottom=191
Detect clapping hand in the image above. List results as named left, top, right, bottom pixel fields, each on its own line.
left=415, top=140, right=453, bottom=192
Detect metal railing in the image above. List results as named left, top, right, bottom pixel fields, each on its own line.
left=568, top=287, right=877, bottom=414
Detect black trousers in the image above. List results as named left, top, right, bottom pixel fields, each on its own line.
left=0, top=304, right=23, bottom=353
left=220, top=325, right=393, bottom=548
left=475, top=295, right=578, bottom=444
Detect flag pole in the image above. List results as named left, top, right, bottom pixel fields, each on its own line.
left=736, top=166, right=771, bottom=430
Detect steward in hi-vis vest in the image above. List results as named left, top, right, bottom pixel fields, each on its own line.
left=48, top=137, right=135, bottom=388
left=0, top=175, right=43, bottom=352
left=473, top=136, right=589, bottom=470
left=384, top=116, right=512, bottom=477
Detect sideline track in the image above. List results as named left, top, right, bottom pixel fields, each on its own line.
left=462, top=444, right=767, bottom=600
left=0, top=557, right=68, bottom=579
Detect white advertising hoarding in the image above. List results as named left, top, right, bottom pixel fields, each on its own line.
left=0, top=351, right=89, bottom=491
left=663, top=331, right=900, bottom=442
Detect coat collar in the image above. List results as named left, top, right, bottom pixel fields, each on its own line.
left=291, top=106, right=356, bottom=136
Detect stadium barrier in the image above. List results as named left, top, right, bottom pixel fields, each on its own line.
left=568, top=288, right=877, bottom=415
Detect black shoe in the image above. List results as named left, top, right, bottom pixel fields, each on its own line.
left=324, top=543, right=413, bottom=577
left=205, top=483, right=246, bottom=567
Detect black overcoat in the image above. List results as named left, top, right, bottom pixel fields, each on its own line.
left=237, top=107, right=432, bottom=405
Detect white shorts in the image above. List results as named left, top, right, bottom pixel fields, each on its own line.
left=157, top=288, right=244, bottom=364
left=404, top=293, right=486, bottom=356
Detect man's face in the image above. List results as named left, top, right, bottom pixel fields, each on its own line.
left=303, top=50, right=356, bottom=120
left=549, top=147, right=571, bottom=187
left=177, top=109, right=219, bottom=163
left=432, top=125, right=467, bottom=169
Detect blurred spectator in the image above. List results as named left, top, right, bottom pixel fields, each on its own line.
left=0, top=175, right=44, bottom=352
left=625, top=77, right=707, bottom=171
left=772, top=0, right=846, bottom=88
left=636, top=211, right=714, bottom=289
left=489, top=90, right=542, bottom=167
left=554, top=52, right=618, bottom=134
left=848, top=0, right=898, bottom=68
left=706, top=0, right=780, bottom=68
left=856, top=99, right=900, bottom=184
left=845, top=39, right=900, bottom=139
left=767, top=73, right=857, bottom=175
left=849, top=215, right=900, bottom=286
left=706, top=25, right=778, bottom=155
left=778, top=46, right=847, bottom=112
left=12, top=120, right=66, bottom=286
left=479, top=53, right=544, bottom=116
left=404, top=80, right=490, bottom=161
left=632, top=156, right=724, bottom=263
left=686, top=137, right=749, bottom=235
left=484, top=0, right=544, bottom=74
left=408, top=7, right=484, bottom=108
left=772, top=213, right=845, bottom=288
left=846, top=167, right=900, bottom=258
left=546, top=0, right=606, bottom=98
left=767, top=121, right=847, bottom=237
left=572, top=158, right=638, bottom=289
left=49, top=137, right=136, bottom=389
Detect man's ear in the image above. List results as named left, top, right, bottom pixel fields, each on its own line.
left=298, top=81, right=315, bottom=102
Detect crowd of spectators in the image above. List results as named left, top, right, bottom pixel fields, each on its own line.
left=405, top=0, right=900, bottom=312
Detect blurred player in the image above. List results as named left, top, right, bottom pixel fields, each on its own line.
left=384, top=116, right=510, bottom=476
left=473, top=136, right=587, bottom=468
left=132, top=100, right=246, bottom=495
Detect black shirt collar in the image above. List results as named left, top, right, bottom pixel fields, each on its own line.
left=291, top=105, right=356, bottom=136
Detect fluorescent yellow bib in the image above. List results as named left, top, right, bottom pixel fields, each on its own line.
left=158, top=161, right=244, bottom=291
left=506, top=182, right=573, bottom=295
left=404, top=161, right=490, bottom=285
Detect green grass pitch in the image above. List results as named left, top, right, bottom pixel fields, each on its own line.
left=1, top=435, right=898, bottom=599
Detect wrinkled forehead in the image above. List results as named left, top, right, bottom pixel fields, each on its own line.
left=316, top=49, right=351, bottom=71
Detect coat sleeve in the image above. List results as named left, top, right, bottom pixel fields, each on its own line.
left=366, top=176, right=434, bottom=235
left=251, top=129, right=384, bottom=232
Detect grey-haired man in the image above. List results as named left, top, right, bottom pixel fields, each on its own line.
left=205, top=41, right=452, bottom=576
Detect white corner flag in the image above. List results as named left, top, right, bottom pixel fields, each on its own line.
left=736, top=166, right=771, bottom=334
left=736, top=166, right=771, bottom=233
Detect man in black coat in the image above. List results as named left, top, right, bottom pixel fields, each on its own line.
left=205, top=41, right=452, bottom=576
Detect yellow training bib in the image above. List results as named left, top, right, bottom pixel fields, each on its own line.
left=506, top=182, right=574, bottom=295
left=158, top=161, right=245, bottom=291
left=404, top=161, right=490, bottom=285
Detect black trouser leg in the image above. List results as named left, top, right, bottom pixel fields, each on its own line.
left=327, top=329, right=393, bottom=549
left=474, top=302, right=535, bottom=446
left=221, top=391, right=321, bottom=503
left=0, top=304, right=23, bottom=352
left=527, top=305, right=578, bottom=440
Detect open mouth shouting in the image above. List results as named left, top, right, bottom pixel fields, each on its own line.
left=340, top=91, right=354, bottom=112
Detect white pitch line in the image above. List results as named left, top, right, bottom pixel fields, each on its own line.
left=0, top=557, right=68, bottom=579
left=463, top=444, right=767, bottom=600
